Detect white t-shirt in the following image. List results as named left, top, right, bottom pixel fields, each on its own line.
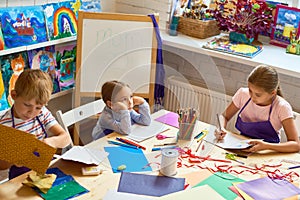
left=232, top=87, right=293, bottom=133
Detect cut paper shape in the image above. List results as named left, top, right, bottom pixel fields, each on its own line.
left=160, top=185, right=225, bottom=200
left=0, top=5, right=48, bottom=48
left=104, top=146, right=152, bottom=173
left=178, top=169, right=212, bottom=187
left=0, top=124, right=56, bottom=174
left=36, top=167, right=88, bottom=199
left=155, top=111, right=179, bottom=128
left=127, top=120, right=169, bottom=142
left=194, top=171, right=245, bottom=199
left=61, top=146, right=108, bottom=165
left=235, top=177, right=300, bottom=200
left=117, top=172, right=185, bottom=197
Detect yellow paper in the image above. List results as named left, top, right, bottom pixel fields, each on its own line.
left=0, top=124, right=56, bottom=174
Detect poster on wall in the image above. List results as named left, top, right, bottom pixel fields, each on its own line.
left=55, top=44, right=76, bottom=91
left=27, top=45, right=61, bottom=94
left=270, top=4, right=300, bottom=48
left=0, top=52, right=30, bottom=108
left=0, top=6, right=48, bottom=49
left=43, top=1, right=78, bottom=40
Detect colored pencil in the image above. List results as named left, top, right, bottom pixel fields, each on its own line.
left=116, top=137, right=146, bottom=150
left=108, top=140, right=138, bottom=149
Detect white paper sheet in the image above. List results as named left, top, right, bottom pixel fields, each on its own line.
left=127, top=120, right=169, bottom=142
left=204, top=125, right=252, bottom=150
left=61, top=146, right=109, bottom=165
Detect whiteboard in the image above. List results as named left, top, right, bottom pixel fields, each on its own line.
left=76, top=12, right=157, bottom=103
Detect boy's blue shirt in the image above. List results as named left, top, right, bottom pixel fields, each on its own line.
left=92, top=101, right=151, bottom=140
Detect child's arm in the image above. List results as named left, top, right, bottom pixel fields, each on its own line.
left=130, top=97, right=151, bottom=125
left=43, top=124, right=72, bottom=148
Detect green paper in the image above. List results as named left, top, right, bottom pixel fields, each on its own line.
left=41, top=180, right=88, bottom=200
left=193, top=172, right=245, bottom=199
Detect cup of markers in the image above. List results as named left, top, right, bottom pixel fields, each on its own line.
left=177, top=108, right=197, bottom=141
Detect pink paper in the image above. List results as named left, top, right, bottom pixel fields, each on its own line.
left=155, top=112, right=179, bottom=128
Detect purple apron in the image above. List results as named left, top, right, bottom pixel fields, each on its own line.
left=9, top=107, right=48, bottom=180
left=235, top=98, right=279, bottom=143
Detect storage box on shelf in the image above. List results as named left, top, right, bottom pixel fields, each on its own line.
left=177, top=17, right=220, bottom=39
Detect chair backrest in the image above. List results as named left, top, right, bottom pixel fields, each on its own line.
left=56, top=99, right=106, bottom=149
left=280, top=111, right=300, bottom=143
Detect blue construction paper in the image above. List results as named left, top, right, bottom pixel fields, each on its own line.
left=104, top=146, right=152, bottom=173
left=117, top=172, right=185, bottom=197
left=236, top=177, right=300, bottom=200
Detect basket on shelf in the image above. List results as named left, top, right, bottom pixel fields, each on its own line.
left=177, top=17, right=220, bottom=39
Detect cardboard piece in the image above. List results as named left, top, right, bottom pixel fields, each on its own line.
left=0, top=124, right=56, bottom=174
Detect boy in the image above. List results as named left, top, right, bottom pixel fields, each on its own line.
left=0, top=69, right=71, bottom=179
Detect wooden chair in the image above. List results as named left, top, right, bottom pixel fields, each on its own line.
left=56, top=99, right=106, bottom=153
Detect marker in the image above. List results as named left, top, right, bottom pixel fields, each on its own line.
left=116, top=137, right=146, bottom=150
left=108, top=140, right=138, bottom=149
left=197, top=130, right=208, bottom=142
left=152, top=146, right=177, bottom=151
left=287, top=165, right=300, bottom=170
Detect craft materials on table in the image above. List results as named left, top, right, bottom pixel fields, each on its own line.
left=116, top=137, right=146, bottom=150
left=23, top=167, right=88, bottom=199
left=177, top=108, right=197, bottom=140
left=117, top=172, right=185, bottom=197
left=235, top=176, right=300, bottom=200
left=127, top=120, right=169, bottom=142
left=160, top=148, right=179, bottom=176
left=154, top=111, right=179, bottom=128
left=104, top=146, right=152, bottom=173
left=0, top=124, right=56, bottom=175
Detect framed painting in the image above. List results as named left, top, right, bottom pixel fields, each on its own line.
left=270, top=4, right=300, bottom=48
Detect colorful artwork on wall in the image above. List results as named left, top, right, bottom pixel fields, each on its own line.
left=27, top=45, right=61, bottom=94
left=43, top=1, right=78, bottom=40
left=270, top=4, right=300, bottom=48
left=0, top=52, right=30, bottom=107
left=80, top=0, right=101, bottom=12
left=55, top=44, right=76, bottom=91
left=0, top=6, right=48, bottom=49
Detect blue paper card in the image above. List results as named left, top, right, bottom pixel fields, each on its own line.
left=104, top=146, right=152, bottom=173
left=118, top=172, right=185, bottom=197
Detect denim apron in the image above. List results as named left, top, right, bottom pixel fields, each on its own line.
left=235, top=98, right=279, bottom=143
left=9, top=107, right=47, bottom=179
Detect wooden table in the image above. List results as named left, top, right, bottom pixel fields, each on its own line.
left=1, top=109, right=300, bottom=199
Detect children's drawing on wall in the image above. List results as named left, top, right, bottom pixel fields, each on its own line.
left=0, top=52, right=29, bottom=107
left=0, top=6, right=47, bottom=49
left=80, top=0, right=101, bottom=12
left=43, top=1, right=78, bottom=40
left=0, top=69, right=9, bottom=110
left=270, top=5, right=300, bottom=48
left=55, top=44, right=76, bottom=91
left=0, top=27, right=5, bottom=50
left=27, top=46, right=61, bottom=94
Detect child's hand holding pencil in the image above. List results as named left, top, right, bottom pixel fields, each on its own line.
left=215, top=114, right=227, bottom=140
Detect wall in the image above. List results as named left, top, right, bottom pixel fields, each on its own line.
left=162, top=44, right=300, bottom=113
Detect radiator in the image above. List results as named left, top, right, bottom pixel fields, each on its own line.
left=164, top=76, right=237, bottom=132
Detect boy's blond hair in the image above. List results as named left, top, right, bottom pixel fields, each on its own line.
left=14, top=69, right=53, bottom=105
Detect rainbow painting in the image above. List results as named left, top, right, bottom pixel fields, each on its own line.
left=0, top=5, right=48, bottom=49
left=43, top=1, right=78, bottom=40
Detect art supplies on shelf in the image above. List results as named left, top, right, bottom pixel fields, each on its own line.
left=202, top=35, right=263, bottom=58
left=177, top=108, right=197, bottom=140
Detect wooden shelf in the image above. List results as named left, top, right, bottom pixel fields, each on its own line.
left=0, top=36, right=77, bottom=56
left=51, top=87, right=74, bottom=100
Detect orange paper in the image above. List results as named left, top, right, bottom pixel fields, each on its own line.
left=0, top=124, right=56, bottom=174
